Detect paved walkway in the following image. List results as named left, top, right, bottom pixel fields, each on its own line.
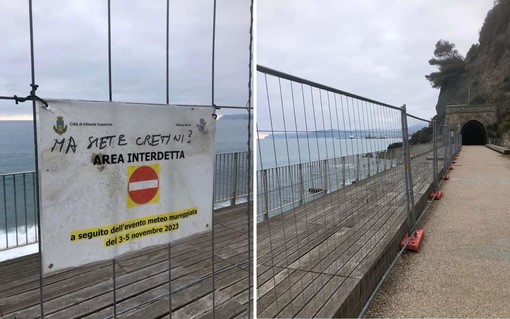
left=366, top=146, right=510, bottom=318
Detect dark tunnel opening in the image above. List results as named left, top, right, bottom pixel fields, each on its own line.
left=461, top=120, right=487, bottom=145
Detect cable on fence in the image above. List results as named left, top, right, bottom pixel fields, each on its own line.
left=0, top=91, right=49, bottom=109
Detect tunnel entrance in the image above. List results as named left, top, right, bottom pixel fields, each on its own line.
left=461, top=120, right=487, bottom=145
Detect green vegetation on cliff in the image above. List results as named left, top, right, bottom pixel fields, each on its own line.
left=425, top=40, right=466, bottom=89
left=425, top=0, right=510, bottom=144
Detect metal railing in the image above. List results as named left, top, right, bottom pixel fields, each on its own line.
left=256, top=139, right=454, bottom=221
left=0, top=150, right=251, bottom=251
left=214, top=151, right=252, bottom=207
left=257, top=149, right=406, bottom=220
left=0, top=172, right=38, bottom=251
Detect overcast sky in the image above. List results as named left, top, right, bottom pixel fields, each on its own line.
left=0, top=1, right=496, bottom=124
left=257, top=0, right=495, bottom=129
left=0, top=0, right=251, bottom=120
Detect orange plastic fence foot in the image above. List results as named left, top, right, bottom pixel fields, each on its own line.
left=449, top=166, right=454, bottom=170
left=400, top=229, right=424, bottom=252
left=442, top=175, right=449, bottom=180
left=428, top=191, right=443, bottom=200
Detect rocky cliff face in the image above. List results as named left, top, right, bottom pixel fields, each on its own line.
left=434, top=0, right=510, bottom=144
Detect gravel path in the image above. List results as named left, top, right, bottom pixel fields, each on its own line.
left=366, top=146, right=510, bottom=318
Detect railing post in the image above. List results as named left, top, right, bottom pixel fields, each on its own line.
left=262, top=170, right=269, bottom=221
left=341, top=156, right=346, bottom=187
left=230, top=153, right=239, bottom=206
left=367, top=155, right=371, bottom=177
left=356, top=154, right=361, bottom=181
left=400, top=104, right=416, bottom=236
left=298, top=163, right=304, bottom=205
left=433, top=121, right=438, bottom=191
left=2, top=175, right=8, bottom=248
left=322, top=159, right=328, bottom=194
left=376, top=157, right=380, bottom=174
left=333, top=157, right=339, bottom=191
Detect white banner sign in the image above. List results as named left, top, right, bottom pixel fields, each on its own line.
left=37, top=100, right=216, bottom=274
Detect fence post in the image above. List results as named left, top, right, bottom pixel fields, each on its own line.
left=298, top=163, right=304, bottom=205
left=454, top=132, right=457, bottom=154
left=230, top=153, right=239, bottom=206
left=457, top=132, right=461, bottom=153
left=443, top=127, right=448, bottom=170
left=342, top=157, right=346, bottom=187
left=445, top=129, right=449, bottom=166
left=454, top=133, right=457, bottom=153
left=448, top=131, right=451, bottom=162
left=432, top=121, right=438, bottom=191
left=322, top=159, right=328, bottom=194
left=400, top=104, right=416, bottom=236
left=446, top=128, right=450, bottom=165
left=449, top=131, right=453, bottom=162
left=262, top=170, right=269, bottom=221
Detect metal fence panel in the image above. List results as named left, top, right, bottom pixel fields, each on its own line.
left=256, top=66, right=460, bottom=318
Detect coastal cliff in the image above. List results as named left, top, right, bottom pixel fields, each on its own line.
left=432, top=0, right=510, bottom=144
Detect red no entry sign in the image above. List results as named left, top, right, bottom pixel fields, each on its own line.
left=128, top=165, right=159, bottom=205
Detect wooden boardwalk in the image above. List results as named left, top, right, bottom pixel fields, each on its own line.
left=257, top=152, right=445, bottom=318
left=0, top=203, right=252, bottom=319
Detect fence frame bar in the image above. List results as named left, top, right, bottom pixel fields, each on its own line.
left=401, top=105, right=416, bottom=236
left=433, top=122, right=439, bottom=191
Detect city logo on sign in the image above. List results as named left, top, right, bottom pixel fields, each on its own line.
left=53, top=116, right=68, bottom=135
left=127, top=164, right=160, bottom=208
left=197, top=118, right=206, bottom=133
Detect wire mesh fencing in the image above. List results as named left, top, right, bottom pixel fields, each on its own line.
left=256, top=65, right=461, bottom=318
